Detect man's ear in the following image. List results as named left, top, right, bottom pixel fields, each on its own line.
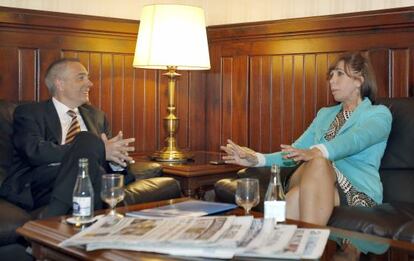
left=55, top=78, right=64, bottom=92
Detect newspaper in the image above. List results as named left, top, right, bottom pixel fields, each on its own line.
left=238, top=219, right=330, bottom=259
left=60, top=216, right=330, bottom=259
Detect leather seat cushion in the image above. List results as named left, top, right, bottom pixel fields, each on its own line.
left=394, top=220, right=414, bottom=242
left=0, top=199, right=31, bottom=245
left=328, top=202, right=414, bottom=238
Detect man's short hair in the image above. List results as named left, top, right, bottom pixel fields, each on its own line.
left=45, top=58, right=81, bottom=95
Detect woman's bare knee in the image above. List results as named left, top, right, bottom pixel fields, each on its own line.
left=301, top=157, right=336, bottom=182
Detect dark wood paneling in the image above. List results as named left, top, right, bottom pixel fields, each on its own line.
left=0, top=7, right=206, bottom=153
left=1, top=6, right=414, bottom=154
left=205, top=45, right=223, bottom=152
left=206, top=7, right=414, bottom=152
left=0, top=47, right=18, bottom=100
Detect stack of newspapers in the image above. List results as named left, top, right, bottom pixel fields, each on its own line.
left=60, top=214, right=330, bottom=259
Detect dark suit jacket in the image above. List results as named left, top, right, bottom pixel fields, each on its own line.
left=0, top=99, right=110, bottom=209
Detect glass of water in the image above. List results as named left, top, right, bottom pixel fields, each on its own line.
left=235, top=178, right=260, bottom=215
left=101, top=174, right=125, bottom=217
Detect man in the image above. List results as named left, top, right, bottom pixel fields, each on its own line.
left=0, top=58, right=135, bottom=217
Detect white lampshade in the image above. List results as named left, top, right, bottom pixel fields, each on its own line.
left=133, top=4, right=210, bottom=70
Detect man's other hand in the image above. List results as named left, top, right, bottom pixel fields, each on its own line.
left=101, top=131, right=135, bottom=167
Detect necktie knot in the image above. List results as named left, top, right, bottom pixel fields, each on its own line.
left=67, top=110, right=77, bottom=118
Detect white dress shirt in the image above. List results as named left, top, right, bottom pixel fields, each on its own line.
left=52, top=97, right=87, bottom=144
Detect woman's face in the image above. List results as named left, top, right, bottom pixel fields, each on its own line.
left=329, top=60, right=362, bottom=104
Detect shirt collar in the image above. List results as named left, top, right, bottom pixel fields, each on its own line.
left=52, top=97, right=79, bottom=118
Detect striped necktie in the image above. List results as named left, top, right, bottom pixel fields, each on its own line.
left=65, top=110, right=81, bottom=144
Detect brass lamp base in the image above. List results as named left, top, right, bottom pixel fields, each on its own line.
left=150, top=66, right=194, bottom=163
left=151, top=148, right=193, bottom=162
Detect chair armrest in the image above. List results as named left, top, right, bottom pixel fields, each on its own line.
left=237, top=166, right=297, bottom=191
left=127, top=162, right=162, bottom=181
left=123, top=177, right=182, bottom=205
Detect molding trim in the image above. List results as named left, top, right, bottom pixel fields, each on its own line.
left=207, top=7, right=414, bottom=42
left=0, top=6, right=139, bottom=38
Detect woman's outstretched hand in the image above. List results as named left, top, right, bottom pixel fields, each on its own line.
left=220, top=139, right=259, bottom=166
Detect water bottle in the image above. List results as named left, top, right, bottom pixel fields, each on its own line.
left=72, top=158, right=94, bottom=222
left=264, top=164, right=286, bottom=222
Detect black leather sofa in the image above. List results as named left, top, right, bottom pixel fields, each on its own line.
left=215, top=97, right=414, bottom=244
left=0, top=100, right=182, bottom=258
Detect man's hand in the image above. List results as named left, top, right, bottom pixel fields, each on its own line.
left=101, top=131, right=135, bottom=167
left=220, top=139, right=259, bottom=167
left=280, top=144, right=322, bottom=162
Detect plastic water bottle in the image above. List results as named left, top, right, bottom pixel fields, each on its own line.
left=72, top=158, right=94, bottom=222
left=264, top=164, right=286, bottom=222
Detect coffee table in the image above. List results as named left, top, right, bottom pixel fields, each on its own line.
left=132, top=151, right=243, bottom=198
left=17, top=198, right=414, bottom=260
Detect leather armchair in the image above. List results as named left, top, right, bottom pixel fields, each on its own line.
left=215, top=97, right=414, bottom=243
left=0, top=100, right=182, bottom=253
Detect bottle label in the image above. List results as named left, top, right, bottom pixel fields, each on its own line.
left=73, top=197, right=92, bottom=216
left=264, top=200, right=286, bottom=222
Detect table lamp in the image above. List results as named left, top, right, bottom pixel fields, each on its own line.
left=133, top=4, right=210, bottom=162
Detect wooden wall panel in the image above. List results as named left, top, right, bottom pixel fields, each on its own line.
left=0, top=7, right=206, bottom=153
left=205, top=45, right=223, bottom=152
left=188, top=71, right=206, bottom=150
left=206, top=7, right=414, bottom=153
left=1, top=7, right=414, bottom=155
left=391, top=49, right=410, bottom=98
left=18, top=48, right=37, bottom=101
left=0, top=47, right=18, bottom=101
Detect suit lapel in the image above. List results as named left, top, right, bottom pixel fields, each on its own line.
left=45, top=100, right=62, bottom=143
left=79, top=105, right=99, bottom=135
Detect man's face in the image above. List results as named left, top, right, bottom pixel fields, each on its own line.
left=55, top=62, right=92, bottom=108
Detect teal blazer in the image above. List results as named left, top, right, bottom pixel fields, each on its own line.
left=263, top=98, right=392, bottom=204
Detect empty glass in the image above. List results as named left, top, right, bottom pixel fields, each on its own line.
left=235, top=178, right=260, bottom=215
left=101, top=174, right=125, bottom=217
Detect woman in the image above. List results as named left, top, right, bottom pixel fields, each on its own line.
left=221, top=52, right=392, bottom=226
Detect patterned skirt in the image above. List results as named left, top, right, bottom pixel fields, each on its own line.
left=333, top=166, right=377, bottom=207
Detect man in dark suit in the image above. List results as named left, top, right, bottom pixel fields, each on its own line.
left=0, top=58, right=135, bottom=217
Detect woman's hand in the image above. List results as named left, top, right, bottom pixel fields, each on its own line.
left=280, top=144, right=322, bottom=162
left=220, top=139, right=259, bottom=166
left=101, top=131, right=135, bottom=167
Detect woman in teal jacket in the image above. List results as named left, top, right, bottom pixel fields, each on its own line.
left=222, top=52, right=392, bottom=227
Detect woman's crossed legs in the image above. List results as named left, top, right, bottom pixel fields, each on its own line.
left=286, top=157, right=340, bottom=225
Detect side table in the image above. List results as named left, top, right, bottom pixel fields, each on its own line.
left=132, top=151, right=243, bottom=198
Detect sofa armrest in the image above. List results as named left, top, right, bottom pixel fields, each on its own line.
left=237, top=166, right=297, bottom=191
left=123, top=177, right=182, bottom=205
left=0, top=199, right=31, bottom=246
left=127, top=162, right=162, bottom=181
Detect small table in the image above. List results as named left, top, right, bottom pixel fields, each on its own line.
left=17, top=198, right=414, bottom=261
left=132, top=151, right=243, bottom=198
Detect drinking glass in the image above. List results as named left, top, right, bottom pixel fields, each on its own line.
left=101, top=174, right=125, bottom=217
left=235, top=178, right=260, bottom=215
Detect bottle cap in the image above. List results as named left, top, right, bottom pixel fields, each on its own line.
left=79, top=158, right=88, bottom=166
left=271, top=164, right=280, bottom=173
